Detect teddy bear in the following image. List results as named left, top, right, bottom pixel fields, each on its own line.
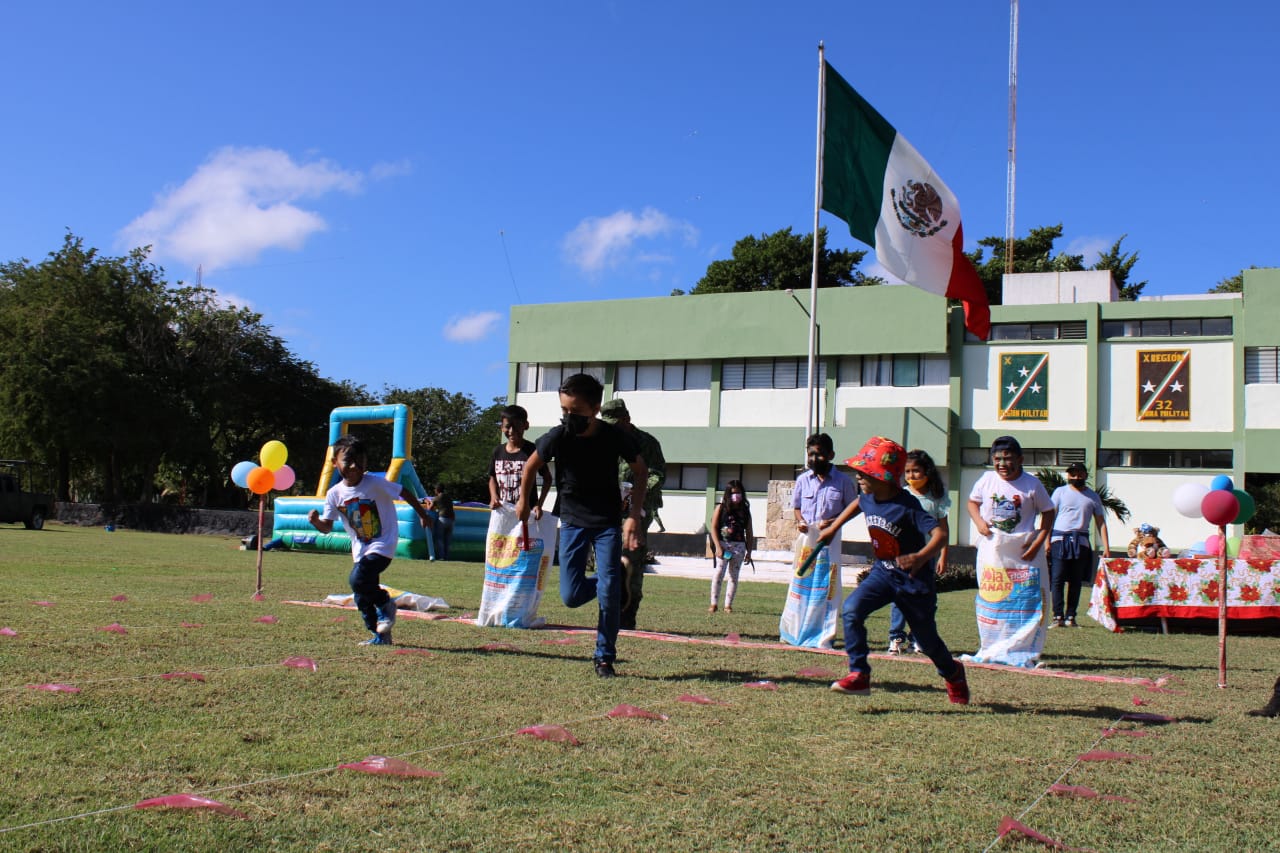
left=1127, top=523, right=1171, bottom=559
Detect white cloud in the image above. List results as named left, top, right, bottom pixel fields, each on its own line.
left=562, top=207, right=697, bottom=275
left=370, top=158, right=413, bottom=180
left=443, top=311, right=502, bottom=343
left=1066, top=235, right=1114, bottom=265
left=119, top=147, right=365, bottom=270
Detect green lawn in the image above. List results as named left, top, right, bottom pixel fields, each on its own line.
left=1, top=523, right=1277, bottom=851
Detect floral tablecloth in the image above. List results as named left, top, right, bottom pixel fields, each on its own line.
left=1088, top=556, right=1280, bottom=632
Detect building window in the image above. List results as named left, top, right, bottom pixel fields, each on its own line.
left=962, top=447, right=1086, bottom=467
left=1246, top=347, right=1279, bottom=384
left=1101, top=318, right=1232, bottom=339
left=1097, top=449, right=1233, bottom=469
left=517, top=363, right=605, bottom=393
left=714, top=464, right=800, bottom=492
left=665, top=463, right=708, bottom=491
left=721, top=358, right=825, bottom=391
left=836, top=354, right=948, bottom=387
left=614, top=361, right=712, bottom=392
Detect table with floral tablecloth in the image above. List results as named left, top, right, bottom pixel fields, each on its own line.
left=1088, top=556, right=1280, bottom=632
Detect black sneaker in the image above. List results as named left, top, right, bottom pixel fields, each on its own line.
left=594, top=660, right=616, bottom=678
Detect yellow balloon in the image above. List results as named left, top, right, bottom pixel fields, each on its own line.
left=260, top=440, right=288, bottom=471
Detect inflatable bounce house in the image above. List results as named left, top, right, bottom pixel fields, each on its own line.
left=272, top=404, right=489, bottom=561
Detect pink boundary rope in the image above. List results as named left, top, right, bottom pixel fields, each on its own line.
left=281, top=600, right=1160, bottom=687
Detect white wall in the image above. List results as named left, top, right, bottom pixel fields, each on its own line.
left=720, top=389, right=822, bottom=427
left=609, top=390, right=710, bottom=427
left=1099, top=471, right=1235, bottom=552
left=832, top=385, right=949, bottom=426
left=961, top=344, right=1090, bottom=431
left=516, top=391, right=566, bottom=428
left=1100, top=341, right=1234, bottom=432
left=1245, top=384, right=1280, bottom=428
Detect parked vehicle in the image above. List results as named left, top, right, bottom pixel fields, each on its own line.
left=0, top=460, right=55, bottom=530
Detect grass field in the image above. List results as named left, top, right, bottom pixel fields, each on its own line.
left=1, top=523, right=1278, bottom=852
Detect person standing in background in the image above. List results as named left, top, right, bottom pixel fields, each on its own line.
left=599, top=398, right=665, bottom=631
left=431, top=484, right=455, bottom=560
left=1048, top=462, right=1110, bottom=628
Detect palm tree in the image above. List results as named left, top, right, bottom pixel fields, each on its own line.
left=1036, top=468, right=1131, bottom=524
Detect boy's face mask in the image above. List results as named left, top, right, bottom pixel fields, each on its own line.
left=806, top=449, right=831, bottom=475
left=561, top=412, right=591, bottom=436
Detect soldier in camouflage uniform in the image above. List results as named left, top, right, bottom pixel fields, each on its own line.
left=600, top=398, right=666, bottom=631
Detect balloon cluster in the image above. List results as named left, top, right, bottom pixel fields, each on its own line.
left=231, top=441, right=296, bottom=495
left=1172, top=476, right=1256, bottom=528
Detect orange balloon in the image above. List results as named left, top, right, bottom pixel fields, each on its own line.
left=247, top=466, right=275, bottom=495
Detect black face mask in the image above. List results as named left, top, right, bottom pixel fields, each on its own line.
left=561, top=413, right=590, bottom=436
left=1068, top=478, right=1086, bottom=489
left=808, top=458, right=832, bottom=476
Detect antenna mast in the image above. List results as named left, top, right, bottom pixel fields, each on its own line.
left=1004, top=0, right=1019, bottom=275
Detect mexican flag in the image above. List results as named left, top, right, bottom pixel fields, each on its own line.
left=820, top=61, right=991, bottom=340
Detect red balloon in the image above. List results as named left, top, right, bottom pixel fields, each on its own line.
left=247, top=466, right=275, bottom=495
left=1201, top=490, right=1240, bottom=527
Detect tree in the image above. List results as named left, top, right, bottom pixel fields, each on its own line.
left=0, top=233, right=367, bottom=506
left=967, top=226, right=1150, bottom=304
left=1091, top=235, right=1146, bottom=300
left=966, top=224, right=1084, bottom=307
left=0, top=233, right=181, bottom=501
left=1207, top=266, right=1272, bottom=294
left=674, top=227, right=882, bottom=295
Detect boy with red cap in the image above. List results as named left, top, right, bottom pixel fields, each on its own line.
left=817, top=436, right=970, bottom=704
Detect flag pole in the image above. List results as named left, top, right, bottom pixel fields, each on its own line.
left=806, top=42, right=826, bottom=445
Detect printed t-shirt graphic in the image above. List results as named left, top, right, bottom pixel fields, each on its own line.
left=340, top=497, right=383, bottom=543
left=987, top=491, right=1024, bottom=533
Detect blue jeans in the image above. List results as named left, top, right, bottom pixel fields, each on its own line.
left=841, top=564, right=959, bottom=680
left=433, top=517, right=455, bottom=560
left=558, top=523, right=622, bottom=664
left=887, top=603, right=913, bottom=644
left=1049, top=540, right=1093, bottom=620
left=349, top=553, right=393, bottom=632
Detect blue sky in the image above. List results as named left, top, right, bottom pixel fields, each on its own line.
left=3, top=2, right=1276, bottom=404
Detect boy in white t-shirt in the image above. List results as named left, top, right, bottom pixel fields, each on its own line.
left=967, top=435, right=1055, bottom=563
left=308, top=435, right=432, bottom=646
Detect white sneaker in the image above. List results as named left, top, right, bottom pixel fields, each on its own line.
left=376, top=601, right=397, bottom=636
left=887, top=638, right=908, bottom=655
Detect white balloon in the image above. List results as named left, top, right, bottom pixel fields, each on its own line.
left=1172, top=482, right=1209, bottom=518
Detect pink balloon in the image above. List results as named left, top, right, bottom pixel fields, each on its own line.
left=272, top=465, right=296, bottom=491
left=1204, top=534, right=1223, bottom=556
left=1201, top=490, right=1240, bottom=527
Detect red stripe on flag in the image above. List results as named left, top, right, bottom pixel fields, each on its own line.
left=945, top=225, right=990, bottom=341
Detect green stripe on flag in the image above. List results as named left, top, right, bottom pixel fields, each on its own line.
left=821, top=62, right=896, bottom=247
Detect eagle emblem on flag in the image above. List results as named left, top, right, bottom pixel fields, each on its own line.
left=891, top=180, right=947, bottom=238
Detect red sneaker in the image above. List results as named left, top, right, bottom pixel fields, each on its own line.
left=830, top=672, right=871, bottom=695
left=945, top=662, right=970, bottom=705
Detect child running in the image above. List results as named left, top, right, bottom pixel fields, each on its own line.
left=819, top=436, right=969, bottom=704
left=517, top=373, right=647, bottom=678
left=307, top=434, right=432, bottom=646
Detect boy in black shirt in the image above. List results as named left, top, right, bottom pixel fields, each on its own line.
left=488, top=404, right=551, bottom=514
left=517, top=374, right=647, bottom=678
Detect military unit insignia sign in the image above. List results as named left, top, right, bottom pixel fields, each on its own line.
left=1137, top=349, right=1190, bottom=421
left=999, top=352, right=1049, bottom=421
